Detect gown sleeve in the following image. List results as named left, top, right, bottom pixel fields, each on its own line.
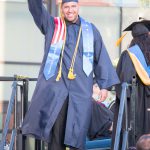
left=115, top=50, right=137, bottom=98
left=92, top=24, right=120, bottom=89
left=28, top=0, right=53, bottom=34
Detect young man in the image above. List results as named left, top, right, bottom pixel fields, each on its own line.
left=21, top=0, right=119, bottom=149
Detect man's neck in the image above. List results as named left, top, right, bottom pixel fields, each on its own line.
left=72, top=16, right=78, bottom=23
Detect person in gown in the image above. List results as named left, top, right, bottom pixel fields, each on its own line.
left=112, top=20, right=150, bottom=149
left=21, top=0, right=119, bottom=149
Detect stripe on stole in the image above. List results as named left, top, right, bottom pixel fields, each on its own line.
left=51, top=17, right=59, bottom=44
left=54, top=17, right=61, bottom=44
left=59, top=20, right=65, bottom=41
left=51, top=17, right=65, bottom=44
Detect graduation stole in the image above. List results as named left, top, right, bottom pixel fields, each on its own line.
left=127, top=44, right=150, bottom=85
left=81, top=18, right=94, bottom=77
left=43, top=17, right=65, bottom=80
left=43, top=17, right=94, bottom=81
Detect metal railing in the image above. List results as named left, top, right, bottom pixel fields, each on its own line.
left=0, top=75, right=37, bottom=150
left=113, top=78, right=137, bottom=150
left=0, top=81, right=17, bottom=150
left=113, top=82, right=128, bottom=150
left=0, top=75, right=137, bottom=150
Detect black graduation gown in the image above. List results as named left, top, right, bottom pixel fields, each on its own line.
left=112, top=51, right=150, bottom=148
left=88, top=100, right=113, bottom=140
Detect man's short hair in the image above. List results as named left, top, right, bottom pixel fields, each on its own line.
left=136, top=134, right=150, bottom=150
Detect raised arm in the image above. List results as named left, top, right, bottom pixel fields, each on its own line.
left=28, top=0, right=53, bottom=34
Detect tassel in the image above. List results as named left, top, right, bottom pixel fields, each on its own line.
left=56, top=70, right=61, bottom=81
left=115, top=33, right=127, bottom=47
left=68, top=68, right=76, bottom=80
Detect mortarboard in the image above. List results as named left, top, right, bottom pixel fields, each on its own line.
left=62, top=0, right=78, bottom=3
left=123, top=20, right=150, bottom=32
left=116, top=19, right=150, bottom=46
left=123, top=20, right=150, bottom=37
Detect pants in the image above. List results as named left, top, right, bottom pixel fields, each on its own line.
left=48, top=98, right=81, bottom=150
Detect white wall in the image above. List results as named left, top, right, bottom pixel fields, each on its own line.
left=121, top=7, right=150, bottom=51
left=0, top=1, right=44, bottom=100
left=1, top=1, right=150, bottom=101
left=80, top=6, right=120, bottom=61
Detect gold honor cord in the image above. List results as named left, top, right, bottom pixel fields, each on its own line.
left=56, top=4, right=66, bottom=82
left=56, top=3, right=82, bottom=81
left=56, top=18, right=67, bottom=81
left=68, top=26, right=82, bottom=80
left=56, top=24, right=82, bottom=81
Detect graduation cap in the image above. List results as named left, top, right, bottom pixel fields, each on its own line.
left=124, top=20, right=150, bottom=37
left=116, top=19, right=150, bottom=46
left=124, top=20, right=150, bottom=31
left=62, top=0, right=78, bottom=3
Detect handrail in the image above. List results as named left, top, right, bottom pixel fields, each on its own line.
left=0, top=76, right=137, bottom=150
left=0, top=75, right=37, bottom=150
left=0, top=81, right=17, bottom=150
left=0, top=76, right=37, bottom=81
left=113, top=82, right=128, bottom=150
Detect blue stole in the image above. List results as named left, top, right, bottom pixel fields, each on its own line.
left=128, top=44, right=150, bottom=77
left=43, top=17, right=65, bottom=80
left=81, top=18, right=94, bottom=76
left=43, top=41, right=63, bottom=80
left=43, top=17, right=94, bottom=80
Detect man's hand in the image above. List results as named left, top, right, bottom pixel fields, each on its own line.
left=98, top=89, right=108, bottom=102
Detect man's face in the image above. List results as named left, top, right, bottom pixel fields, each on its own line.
left=61, top=2, right=79, bottom=23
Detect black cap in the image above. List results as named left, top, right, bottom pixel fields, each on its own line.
left=123, top=20, right=150, bottom=37
left=62, top=0, right=78, bottom=3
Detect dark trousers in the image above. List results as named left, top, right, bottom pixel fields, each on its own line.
left=48, top=99, right=80, bottom=150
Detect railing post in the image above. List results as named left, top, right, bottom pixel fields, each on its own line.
left=14, top=75, right=18, bottom=150
left=0, top=81, right=17, bottom=150
left=113, top=82, right=128, bottom=150
left=0, top=76, right=37, bottom=150
left=21, top=78, right=29, bottom=150
left=129, top=76, right=137, bottom=146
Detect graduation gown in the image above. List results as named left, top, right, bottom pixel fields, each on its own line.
left=21, top=0, right=120, bottom=149
left=112, top=51, right=150, bottom=148
left=88, top=100, right=113, bottom=140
